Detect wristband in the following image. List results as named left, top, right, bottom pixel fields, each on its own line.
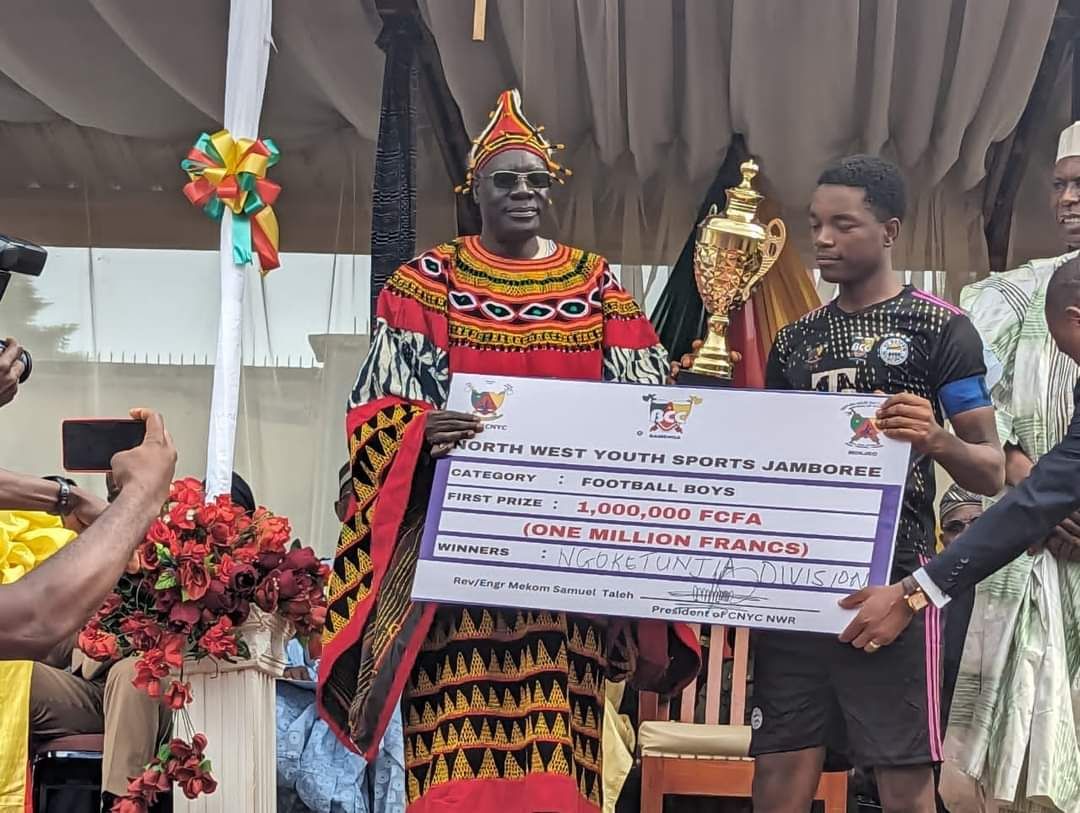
left=54, top=480, right=73, bottom=516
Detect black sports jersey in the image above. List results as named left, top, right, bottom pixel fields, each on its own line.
left=765, top=285, right=989, bottom=577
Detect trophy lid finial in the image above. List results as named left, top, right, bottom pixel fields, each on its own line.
left=721, top=159, right=764, bottom=225
left=739, top=159, right=759, bottom=187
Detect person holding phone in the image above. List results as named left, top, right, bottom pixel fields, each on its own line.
left=0, top=408, right=176, bottom=660
left=26, top=470, right=252, bottom=811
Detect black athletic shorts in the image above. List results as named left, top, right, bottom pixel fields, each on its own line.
left=748, top=608, right=943, bottom=768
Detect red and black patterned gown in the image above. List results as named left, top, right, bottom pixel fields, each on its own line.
left=317, top=236, right=700, bottom=812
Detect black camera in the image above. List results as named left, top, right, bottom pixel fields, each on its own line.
left=0, top=339, right=31, bottom=383
left=0, top=234, right=47, bottom=384
left=0, top=233, right=47, bottom=301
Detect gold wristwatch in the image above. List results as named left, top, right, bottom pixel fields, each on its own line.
left=901, top=576, right=928, bottom=613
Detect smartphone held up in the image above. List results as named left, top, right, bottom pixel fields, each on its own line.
left=62, top=418, right=147, bottom=472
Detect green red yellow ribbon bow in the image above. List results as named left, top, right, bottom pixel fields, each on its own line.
left=182, top=130, right=281, bottom=274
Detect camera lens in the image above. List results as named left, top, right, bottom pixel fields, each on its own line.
left=0, top=339, right=31, bottom=384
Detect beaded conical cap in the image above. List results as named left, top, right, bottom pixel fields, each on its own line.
left=458, top=89, right=570, bottom=193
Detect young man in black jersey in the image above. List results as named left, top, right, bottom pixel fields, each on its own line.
left=749, top=156, right=1005, bottom=813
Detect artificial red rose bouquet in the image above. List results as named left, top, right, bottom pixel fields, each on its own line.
left=78, top=478, right=329, bottom=811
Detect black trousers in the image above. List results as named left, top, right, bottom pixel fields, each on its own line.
left=936, top=586, right=976, bottom=813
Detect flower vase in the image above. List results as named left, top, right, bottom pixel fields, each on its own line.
left=173, top=607, right=293, bottom=812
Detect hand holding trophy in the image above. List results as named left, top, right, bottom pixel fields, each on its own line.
left=667, top=341, right=742, bottom=385
left=686, top=159, right=786, bottom=381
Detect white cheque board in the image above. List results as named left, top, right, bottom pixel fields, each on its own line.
left=410, top=374, right=909, bottom=634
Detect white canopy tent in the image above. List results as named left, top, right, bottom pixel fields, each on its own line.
left=0, top=0, right=1067, bottom=266
left=0, top=0, right=1073, bottom=555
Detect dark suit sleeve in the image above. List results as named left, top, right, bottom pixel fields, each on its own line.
left=922, top=384, right=1080, bottom=596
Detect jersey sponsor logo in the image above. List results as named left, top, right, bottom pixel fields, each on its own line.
left=804, top=344, right=826, bottom=368
left=850, top=336, right=876, bottom=360
left=811, top=367, right=858, bottom=393
left=750, top=707, right=764, bottom=730
left=878, top=335, right=910, bottom=366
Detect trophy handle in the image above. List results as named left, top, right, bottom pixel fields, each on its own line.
left=739, top=218, right=787, bottom=302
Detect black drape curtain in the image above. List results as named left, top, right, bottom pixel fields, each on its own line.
left=650, top=137, right=750, bottom=360
left=369, top=17, right=420, bottom=331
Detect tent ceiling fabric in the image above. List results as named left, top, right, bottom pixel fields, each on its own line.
left=0, top=0, right=1060, bottom=270
left=420, top=0, right=1057, bottom=268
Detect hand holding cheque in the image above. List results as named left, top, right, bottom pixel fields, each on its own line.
left=411, top=374, right=909, bottom=636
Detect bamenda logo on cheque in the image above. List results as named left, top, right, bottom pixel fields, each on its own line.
left=843, top=401, right=881, bottom=449
left=641, top=393, right=702, bottom=438
left=467, top=382, right=513, bottom=422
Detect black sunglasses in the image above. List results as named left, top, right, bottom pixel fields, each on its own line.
left=481, top=170, right=554, bottom=190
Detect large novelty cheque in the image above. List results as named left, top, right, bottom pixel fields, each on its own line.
left=411, top=374, right=908, bottom=634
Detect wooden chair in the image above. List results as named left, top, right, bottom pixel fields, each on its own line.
left=638, top=625, right=848, bottom=813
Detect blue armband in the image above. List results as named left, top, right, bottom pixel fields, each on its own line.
left=939, top=375, right=991, bottom=418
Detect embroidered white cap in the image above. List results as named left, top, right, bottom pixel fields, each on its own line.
left=1058, top=122, right=1080, bottom=162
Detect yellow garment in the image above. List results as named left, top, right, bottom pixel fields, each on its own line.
left=0, top=511, right=73, bottom=585
left=0, top=511, right=76, bottom=813
left=601, top=680, right=635, bottom=813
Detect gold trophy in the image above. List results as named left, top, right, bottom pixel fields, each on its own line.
left=689, top=159, right=786, bottom=378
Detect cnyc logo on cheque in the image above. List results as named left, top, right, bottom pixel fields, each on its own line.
left=640, top=393, right=703, bottom=439
left=467, top=382, right=513, bottom=424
